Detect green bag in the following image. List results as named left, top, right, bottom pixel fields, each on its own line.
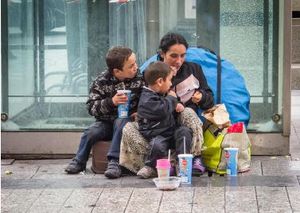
left=202, top=124, right=227, bottom=174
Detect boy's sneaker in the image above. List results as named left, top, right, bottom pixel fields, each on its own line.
left=65, top=159, right=86, bottom=174
left=104, top=159, right=122, bottom=179
left=192, top=157, right=205, bottom=176
left=137, top=166, right=157, bottom=179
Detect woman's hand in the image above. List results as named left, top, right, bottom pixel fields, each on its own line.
left=112, top=92, right=128, bottom=106
left=192, top=91, right=202, bottom=104
left=168, top=90, right=177, bottom=97
left=176, top=103, right=185, bottom=112
left=170, top=66, right=178, bottom=76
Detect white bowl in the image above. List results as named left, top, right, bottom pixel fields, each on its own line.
left=153, top=177, right=181, bottom=191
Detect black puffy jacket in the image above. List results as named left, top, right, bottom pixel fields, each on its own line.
left=137, top=87, right=178, bottom=140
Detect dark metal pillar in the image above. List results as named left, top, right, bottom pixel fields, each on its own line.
left=38, top=0, right=45, bottom=102
left=272, top=0, right=279, bottom=116
left=87, top=0, right=109, bottom=83
left=146, top=0, right=159, bottom=58
left=196, top=0, right=220, bottom=54
left=1, top=0, right=8, bottom=113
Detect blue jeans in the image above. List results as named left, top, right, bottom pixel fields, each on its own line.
left=74, top=118, right=131, bottom=165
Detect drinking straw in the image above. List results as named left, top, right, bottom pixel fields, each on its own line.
left=168, top=149, right=171, bottom=161
left=183, top=136, right=186, bottom=154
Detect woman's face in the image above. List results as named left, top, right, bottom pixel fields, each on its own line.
left=161, top=44, right=186, bottom=75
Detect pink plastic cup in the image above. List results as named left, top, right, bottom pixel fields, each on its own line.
left=156, top=159, right=171, bottom=179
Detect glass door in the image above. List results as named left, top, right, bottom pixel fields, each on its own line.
left=195, top=0, right=281, bottom=132
left=1, top=0, right=92, bottom=131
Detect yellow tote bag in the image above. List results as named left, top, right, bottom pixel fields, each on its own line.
left=202, top=124, right=226, bottom=174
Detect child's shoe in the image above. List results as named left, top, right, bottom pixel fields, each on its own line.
left=169, top=166, right=176, bottom=176
left=137, top=166, right=157, bottom=179
left=192, top=157, right=205, bottom=176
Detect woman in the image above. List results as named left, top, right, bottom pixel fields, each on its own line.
left=158, top=32, right=214, bottom=112
left=119, top=33, right=214, bottom=177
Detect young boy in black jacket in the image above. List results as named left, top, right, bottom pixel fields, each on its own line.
left=136, top=61, right=193, bottom=179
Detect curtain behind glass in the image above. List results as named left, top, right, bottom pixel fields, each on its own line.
left=109, top=0, right=146, bottom=66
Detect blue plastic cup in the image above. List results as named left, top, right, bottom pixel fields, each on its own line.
left=224, top=148, right=239, bottom=176
left=117, top=90, right=131, bottom=118
left=178, top=154, right=193, bottom=184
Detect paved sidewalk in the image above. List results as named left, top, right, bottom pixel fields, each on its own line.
left=1, top=91, right=300, bottom=213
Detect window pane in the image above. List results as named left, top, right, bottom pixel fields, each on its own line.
left=2, top=0, right=283, bottom=132
left=3, top=0, right=92, bottom=131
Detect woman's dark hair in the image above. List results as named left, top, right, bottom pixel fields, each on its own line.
left=158, top=32, right=189, bottom=60
left=106, top=46, right=133, bottom=74
left=144, top=61, right=171, bottom=85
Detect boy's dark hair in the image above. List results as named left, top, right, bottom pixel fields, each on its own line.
left=144, top=61, right=171, bottom=85
left=158, top=32, right=189, bottom=61
left=106, top=46, right=133, bottom=73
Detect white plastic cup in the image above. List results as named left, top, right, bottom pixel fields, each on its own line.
left=156, top=159, right=171, bottom=179
left=224, top=148, right=239, bottom=176
left=117, top=90, right=131, bottom=118
left=178, top=154, right=193, bottom=184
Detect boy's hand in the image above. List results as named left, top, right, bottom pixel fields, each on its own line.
left=112, top=92, right=128, bottom=106
left=192, top=91, right=202, bottom=104
left=176, top=103, right=185, bottom=112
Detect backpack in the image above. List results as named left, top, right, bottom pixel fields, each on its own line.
left=140, top=47, right=251, bottom=126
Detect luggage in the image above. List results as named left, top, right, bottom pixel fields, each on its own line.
left=91, top=141, right=110, bottom=174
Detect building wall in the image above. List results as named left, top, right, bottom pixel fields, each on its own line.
left=292, top=0, right=300, bottom=89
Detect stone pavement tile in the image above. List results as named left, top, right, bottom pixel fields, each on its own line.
left=290, top=131, right=299, bottom=141
left=63, top=188, right=102, bottom=208
left=27, top=205, right=62, bottom=213
left=2, top=175, right=123, bottom=190
left=125, top=188, right=162, bottom=213
left=1, top=159, right=15, bottom=165
left=94, top=188, right=133, bottom=213
left=192, top=176, right=227, bottom=187
left=262, top=159, right=300, bottom=176
left=1, top=202, right=34, bottom=213
left=59, top=206, right=93, bottom=213
left=240, top=160, right=262, bottom=176
left=290, top=151, right=300, bottom=161
left=15, top=159, right=71, bottom=165
left=287, top=186, right=300, bottom=212
left=295, top=127, right=300, bottom=134
left=120, top=176, right=154, bottom=188
left=290, top=136, right=300, bottom=150
left=192, top=187, right=224, bottom=213
left=194, top=175, right=298, bottom=187
left=1, top=164, right=39, bottom=180
left=1, top=189, right=43, bottom=213
left=30, top=188, right=73, bottom=207
left=31, top=163, right=96, bottom=179
left=225, top=186, right=258, bottom=213
left=256, top=186, right=292, bottom=212
left=240, top=175, right=299, bottom=187
left=1, top=188, right=12, bottom=203
left=159, top=187, right=194, bottom=213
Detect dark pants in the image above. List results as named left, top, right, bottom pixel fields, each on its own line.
left=145, top=126, right=193, bottom=168
left=74, top=118, right=131, bottom=166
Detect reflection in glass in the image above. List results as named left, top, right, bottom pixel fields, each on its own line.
left=2, top=0, right=282, bottom=132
